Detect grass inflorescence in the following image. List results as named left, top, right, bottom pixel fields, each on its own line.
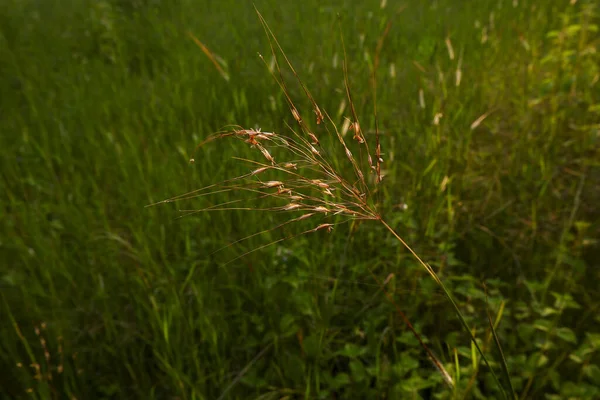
left=153, top=8, right=517, bottom=397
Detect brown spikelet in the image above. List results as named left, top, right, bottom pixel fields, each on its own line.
left=262, top=181, right=284, bottom=188
left=313, top=223, right=334, bottom=233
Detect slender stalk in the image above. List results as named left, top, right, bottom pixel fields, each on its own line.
left=378, top=218, right=507, bottom=398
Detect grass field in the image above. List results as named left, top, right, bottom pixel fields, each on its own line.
left=1, top=0, right=599, bottom=398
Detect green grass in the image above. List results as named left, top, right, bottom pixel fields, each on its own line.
left=1, top=0, right=599, bottom=398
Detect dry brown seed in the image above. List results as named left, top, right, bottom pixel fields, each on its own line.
left=357, top=170, right=365, bottom=182
left=259, top=146, right=275, bottom=164
left=314, top=206, right=330, bottom=214
left=237, top=129, right=253, bottom=136
left=311, top=179, right=329, bottom=189
left=470, top=111, right=492, bottom=130
left=291, top=107, right=302, bottom=122
left=308, top=132, right=319, bottom=145
left=278, top=187, right=292, bottom=195
left=262, top=181, right=284, bottom=188
left=315, top=107, right=324, bottom=124
left=289, top=195, right=303, bottom=201
left=314, top=223, right=334, bottom=233
left=309, top=145, right=320, bottom=156
left=322, top=188, right=334, bottom=196
left=251, top=167, right=270, bottom=176
left=282, top=203, right=302, bottom=211
left=345, top=148, right=354, bottom=161
left=283, top=163, right=297, bottom=170
left=297, top=213, right=315, bottom=221
left=383, top=273, right=395, bottom=285
left=334, top=206, right=357, bottom=216
left=351, top=122, right=364, bottom=143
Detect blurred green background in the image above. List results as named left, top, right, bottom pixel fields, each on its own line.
left=1, top=0, right=599, bottom=398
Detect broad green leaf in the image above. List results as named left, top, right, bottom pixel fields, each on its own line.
left=583, top=365, right=600, bottom=385
left=554, top=327, right=577, bottom=344
left=336, top=343, right=367, bottom=358
left=350, top=360, right=367, bottom=382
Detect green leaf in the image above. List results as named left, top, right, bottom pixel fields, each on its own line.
left=282, top=353, right=304, bottom=384
left=583, top=365, right=600, bottom=385
left=533, top=319, right=552, bottom=332
left=303, top=334, right=321, bottom=359
left=540, top=307, right=558, bottom=317
left=589, top=104, right=600, bottom=114
left=536, top=354, right=548, bottom=368
left=586, top=333, right=600, bottom=348
left=336, top=343, right=367, bottom=358
left=279, top=314, right=297, bottom=336
left=350, top=360, right=367, bottom=382
left=554, top=327, right=577, bottom=344
left=550, top=292, right=581, bottom=309
left=330, top=373, right=350, bottom=389
left=565, top=24, right=581, bottom=36
left=393, top=353, right=420, bottom=376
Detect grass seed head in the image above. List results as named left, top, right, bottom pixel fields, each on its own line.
left=262, top=180, right=284, bottom=188
left=313, top=223, right=334, bottom=233
left=291, top=107, right=302, bottom=122
left=251, top=167, right=271, bottom=175
left=282, top=203, right=303, bottom=211
left=258, top=145, right=275, bottom=164
left=308, top=132, right=319, bottom=145
left=314, top=107, right=324, bottom=124
left=310, top=179, right=329, bottom=189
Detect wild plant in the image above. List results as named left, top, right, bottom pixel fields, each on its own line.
left=150, top=10, right=514, bottom=398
